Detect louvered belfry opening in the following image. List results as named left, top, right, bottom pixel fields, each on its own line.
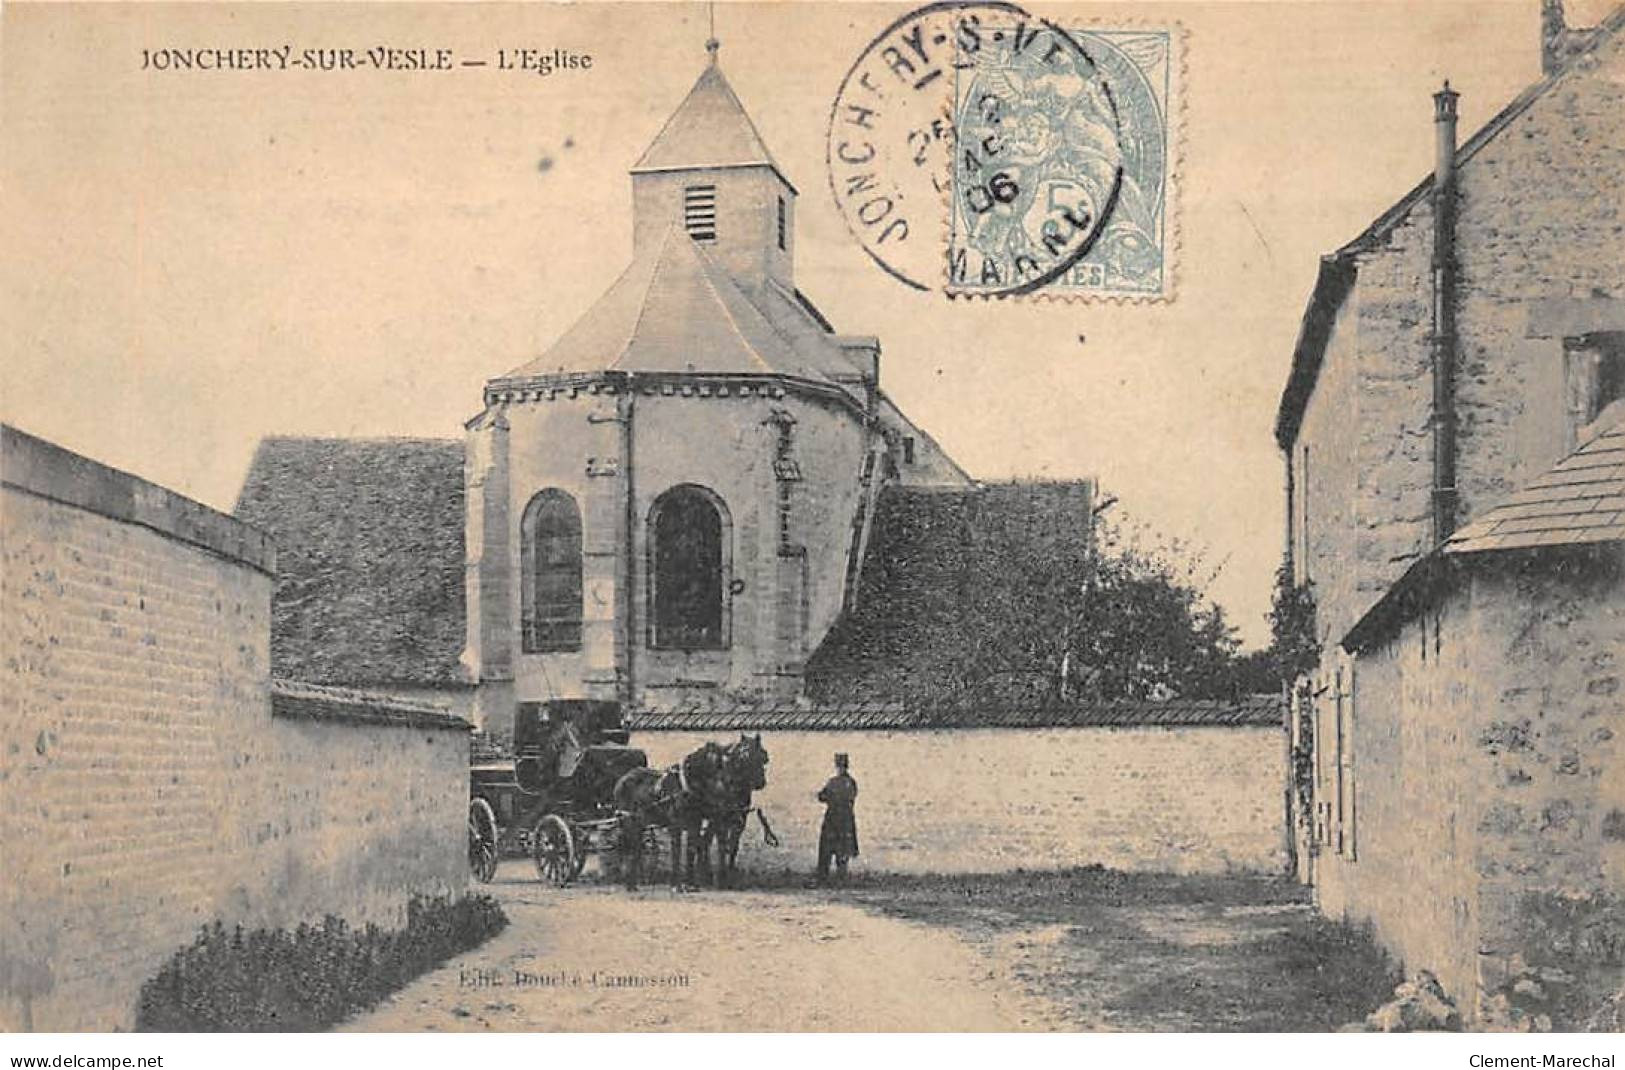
left=684, top=184, right=717, bottom=241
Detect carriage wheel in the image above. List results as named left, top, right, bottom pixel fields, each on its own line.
left=468, top=798, right=499, bottom=884
left=532, top=814, right=576, bottom=886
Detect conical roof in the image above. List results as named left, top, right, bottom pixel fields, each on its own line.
left=631, top=61, right=785, bottom=183
left=493, top=229, right=847, bottom=384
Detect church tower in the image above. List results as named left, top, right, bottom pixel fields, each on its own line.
left=461, top=44, right=969, bottom=735
left=630, top=42, right=796, bottom=299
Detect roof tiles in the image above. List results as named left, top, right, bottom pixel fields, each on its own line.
left=626, top=696, right=1284, bottom=732
left=492, top=229, right=853, bottom=386
left=1447, top=418, right=1625, bottom=555
left=632, top=62, right=782, bottom=178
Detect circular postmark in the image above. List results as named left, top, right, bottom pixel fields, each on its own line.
left=826, top=1, right=1126, bottom=298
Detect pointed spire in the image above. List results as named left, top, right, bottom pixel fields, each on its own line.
left=631, top=59, right=782, bottom=177
left=705, top=1, right=719, bottom=64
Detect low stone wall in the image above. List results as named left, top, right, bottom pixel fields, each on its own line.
left=633, top=720, right=1287, bottom=877
left=1, top=426, right=471, bottom=1031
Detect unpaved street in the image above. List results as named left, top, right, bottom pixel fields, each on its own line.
left=344, top=868, right=1396, bottom=1032
left=343, top=875, right=1071, bottom=1032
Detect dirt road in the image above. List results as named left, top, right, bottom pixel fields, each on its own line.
left=342, top=876, right=1071, bottom=1032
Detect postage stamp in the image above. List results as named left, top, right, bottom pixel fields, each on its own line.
left=948, top=25, right=1176, bottom=299
left=827, top=2, right=1180, bottom=301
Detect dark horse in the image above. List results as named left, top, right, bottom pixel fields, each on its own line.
left=612, top=742, right=727, bottom=891
left=699, top=734, right=771, bottom=888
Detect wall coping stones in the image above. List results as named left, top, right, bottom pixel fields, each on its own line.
left=270, top=678, right=473, bottom=733
left=2, top=423, right=276, bottom=575
left=628, top=695, right=1285, bottom=731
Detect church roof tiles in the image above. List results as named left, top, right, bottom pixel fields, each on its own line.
left=631, top=61, right=788, bottom=188
left=492, top=228, right=854, bottom=386
left=234, top=436, right=468, bottom=688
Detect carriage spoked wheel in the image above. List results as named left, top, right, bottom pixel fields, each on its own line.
left=532, top=813, right=577, bottom=886
left=468, top=798, right=499, bottom=884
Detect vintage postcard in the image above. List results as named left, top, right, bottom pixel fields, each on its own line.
left=2, top=0, right=1621, bottom=1050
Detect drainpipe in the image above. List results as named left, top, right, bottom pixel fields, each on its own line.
left=615, top=372, right=638, bottom=710
left=1430, top=82, right=1460, bottom=546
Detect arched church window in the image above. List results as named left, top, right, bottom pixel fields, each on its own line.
left=521, top=489, right=582, bottom=653
left=649, top=485, right=728, bottom=650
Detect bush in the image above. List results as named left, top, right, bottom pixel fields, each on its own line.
left=136, top=893, right=508, bottom=1031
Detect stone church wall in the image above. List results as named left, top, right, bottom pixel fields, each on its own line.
left=485, top=384, right=869, bottom=720
left=637, top=724, right=1287, bottom=876
left=1, top=427, right=469, bottom=1031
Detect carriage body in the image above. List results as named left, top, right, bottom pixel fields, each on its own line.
left=468, top=700, right=648, bottom=884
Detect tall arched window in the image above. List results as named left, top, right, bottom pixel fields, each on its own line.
left=649, top=485, right=728, bottom=650
left=521, top=489, right=582, bottom=653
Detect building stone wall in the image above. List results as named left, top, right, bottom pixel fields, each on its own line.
left=1314, top=550, right=1624, bottom=1026
left=636, top=725, right=1287, bottom=877
left=1, top=428, right=468, bottom=1032
left=1283, top=26, right=1625, bottom=1026
left=468, top=384, right=870, bottom=733
left=1465, top=553, right=1623, bottom=1027
left=1452, top=30, right=1625, bottom=518
left=1294, top=31, right=1624, bottom=658
left=1294, top=295, right=1367, bottom=645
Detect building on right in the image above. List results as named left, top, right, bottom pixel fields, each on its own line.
left=1273, top=1, right=1624, bottom=1030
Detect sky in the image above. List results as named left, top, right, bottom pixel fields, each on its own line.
left=3, top=0, right=1610, bottom=647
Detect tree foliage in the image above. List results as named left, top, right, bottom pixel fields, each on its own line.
left=809, top=490, right=1267, bottom=707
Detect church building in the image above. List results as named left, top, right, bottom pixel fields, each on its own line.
left=459, top=47, right=970, bottom=731
left=237, top=48, right=1018, bottom=737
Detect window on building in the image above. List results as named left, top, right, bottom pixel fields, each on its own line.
left=684, top=185, right=717, bottom=242
left=520, top=489, right=582, bottom=653
left=1335, top=662, right=1357, bottom=860
left=649, top=485, right=727, bottom=650
left=1587, top=333, right=1625, bottom=420
left=777, top=196, right=787, bottom=251
left=903, top=436, right=916, bottom=465
left=1566, top=332, right=1625, bottom=442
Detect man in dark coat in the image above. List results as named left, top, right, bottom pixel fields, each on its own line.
left=816, top=753, right=859, bottom=882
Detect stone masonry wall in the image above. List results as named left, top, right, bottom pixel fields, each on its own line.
left=1313, top=591, right=1484, bottom=1011
left=1, top=429, right=469, bottom=1031
left=1295, top=31, right=1624, bottom=695
left=1452, top=31, right=1625, bottom=522
left=1316, top=549, right=1624, bottom=1027
left=636, top=725, right=1287, bottom=876
left=472, top=383, right=869, bottom=732
left=1466, top=552, right=1623, bottom=1029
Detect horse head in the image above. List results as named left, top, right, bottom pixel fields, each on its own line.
left=725, top=733, right=769, bottom=792
left=682, top=741, right=729, bottom=801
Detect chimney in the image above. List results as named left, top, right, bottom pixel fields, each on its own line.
left=1433, top=81, right=1459, bottom=186
left=1542, top=0, right=1568, bottom=75
left=1430, top=82, right=1460, bottom=545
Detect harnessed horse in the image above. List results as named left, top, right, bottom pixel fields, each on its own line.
left=611, top=742, right=727, bottom=891
left=699, top=734, right=773, bottom=888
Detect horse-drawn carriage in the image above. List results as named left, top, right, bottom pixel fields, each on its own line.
left=467, top=700, right=649, bottom=885
left=467, top=699, right=775, bottom=889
